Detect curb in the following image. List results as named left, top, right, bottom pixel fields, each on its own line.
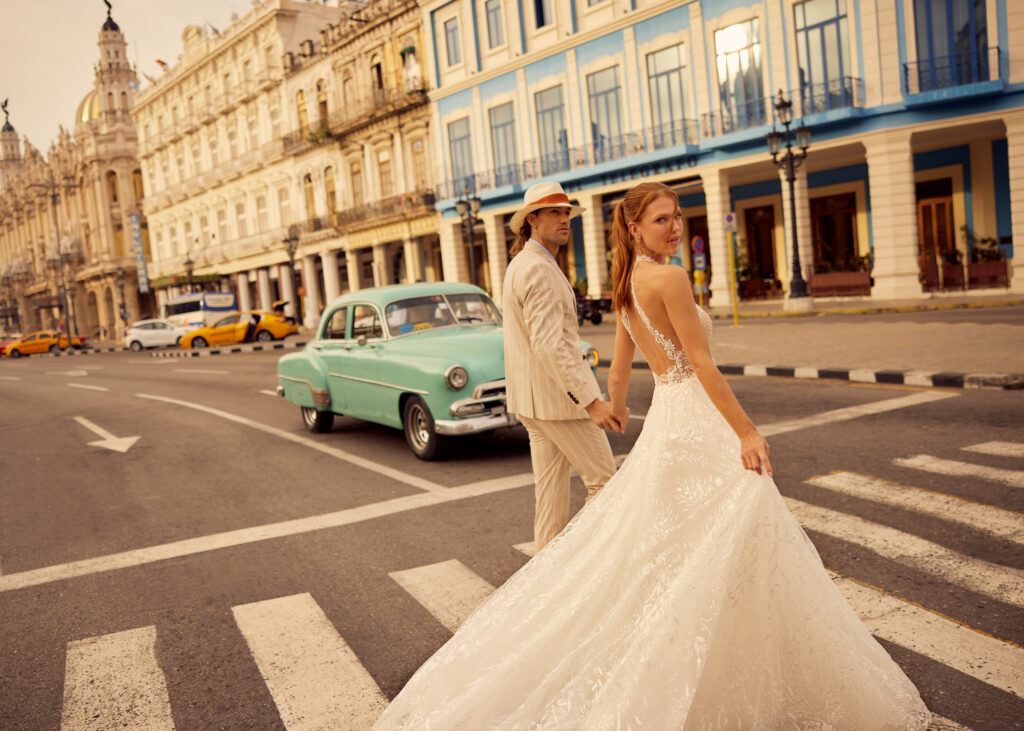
left=44, top=346, right=125, bottom=357
left=600, top=361, right=1024, bottom=390
left=150, top=339, right=309, bottom=358
left=704, top=298, right=1024, bottom=320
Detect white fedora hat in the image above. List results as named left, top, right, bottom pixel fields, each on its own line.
left=508, top=181, right=585, bottom=235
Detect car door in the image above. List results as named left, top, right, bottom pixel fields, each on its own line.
left=19, top=334, right=38, bottom=354
left=344, top=304, right=386, bottom=422
left=152, top=321, right=177, bottom=347
left=207, top=315, right=240, bottom=345
left=316, top=306, right=350, bottom=414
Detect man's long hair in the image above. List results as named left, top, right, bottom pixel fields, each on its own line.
left=509, top=220, right=532, bottom=258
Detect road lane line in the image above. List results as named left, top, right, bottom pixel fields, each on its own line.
left=784, top=497, right=1024, bottom=606
left=68, top=383, right=109, bottom=392
left=136, top=392, right=447, bottom=494
left=513, top=542, right=536, bottom=557
left=759, top=391, right=958, bottom=437
left=963, top=441, right=1024, bottom=459
left=893, top=455, right=1024, bottom=489
left=60, top=626, right=174, bottom=731
left=807, top=472, right=1024, bottom=545
left=0, top=375, right=21, bottom=381
left=832, top=574, right=1024, bottom=699
left=232, top=593, right=387, bottom=730
left=259, top=389, right=277, bottom=396
left=389, top=560, right=496, bottom=633
left=174, top=368, right=230, bottom=374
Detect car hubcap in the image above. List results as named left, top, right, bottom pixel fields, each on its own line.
left=408, top=404, right=430, bottom=451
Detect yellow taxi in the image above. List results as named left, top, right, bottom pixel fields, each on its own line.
left=178, top=311, right=299, bottom=349
left=4, top=330, right=85, bottom=357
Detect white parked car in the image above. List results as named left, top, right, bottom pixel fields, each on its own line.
left=125, top=319, right=192, bottom=351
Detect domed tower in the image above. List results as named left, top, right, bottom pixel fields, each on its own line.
left=91, top=1, right=138, bottom=125
left=0, top=99, right=25, bottom=195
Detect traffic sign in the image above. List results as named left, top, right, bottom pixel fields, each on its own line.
left=693, top=253, right=707, bottom=270
left=691, top=235, right=705, bottom=254
left=724, top=212, right=737, bottom=232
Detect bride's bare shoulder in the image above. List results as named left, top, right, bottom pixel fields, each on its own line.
left=648, top=264, right=689, bottom=289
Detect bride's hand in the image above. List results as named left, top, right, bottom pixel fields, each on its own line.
left=613, top=405, right=630, bottom=432
left=740, top=430, right=773, bottom=477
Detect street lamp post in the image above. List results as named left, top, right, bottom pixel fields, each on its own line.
left=454, top=187, right=482, bottom=287
left=115, top=267, right=127, bottom=334
left=765, top=89, right=812, bottom=300
left=183, top=254, right=195, bottom=293
left=282, top=224, right=301, bottom=321
left=29, top=170, right=80, bottom=349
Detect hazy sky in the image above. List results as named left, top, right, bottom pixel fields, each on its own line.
left=0, top=0, right=264, bottom=152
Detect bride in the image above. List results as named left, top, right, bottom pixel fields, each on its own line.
left=373, top=181, right=931, bottom=730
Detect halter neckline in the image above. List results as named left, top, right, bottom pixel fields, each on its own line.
left=635, top=252, right=661, bottom=265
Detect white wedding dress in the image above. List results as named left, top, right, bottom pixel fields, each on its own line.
left=374, top=260, right=931, bottom=730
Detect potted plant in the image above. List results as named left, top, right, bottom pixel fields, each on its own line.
left=962, top=226, right=1008, bottom=289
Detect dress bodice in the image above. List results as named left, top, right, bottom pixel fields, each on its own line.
left=620, top=254, right=713, bottom=386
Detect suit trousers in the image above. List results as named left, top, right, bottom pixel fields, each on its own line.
left=518, top=415, right=616, bottom=550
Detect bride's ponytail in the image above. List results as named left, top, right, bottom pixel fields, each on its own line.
left=610, top=201, right=634, bottom=311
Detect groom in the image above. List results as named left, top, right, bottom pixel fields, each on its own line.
left=502, top=182, right=624, bottom=550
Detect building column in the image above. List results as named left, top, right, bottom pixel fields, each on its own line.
left=702, top=167, right=734, bottom=307
left=778, top=165, right=813, bottom=305
left=1003, top=113, right=1024, bottom=292
left=440, top=217, right=467, bottom=283
left=301, top=254, right=323, bottom=329
left=279, top=263, right=298, bottom=319
left=345, top=248, right=361, bottom=291
left=372, top=243, right=389, bottom=286
left=257, top=267, right=273, bottom=311
left=236, top=272, right=252, bottom=311
left=579, top=192, right=608, bottom=298
left=482, top=213, right=508, bottom=302
left=322, top=249, right=342, bottom=302
left=403, top=237, right=422, bottom=284
left=865, top=129, right=921, bottom=299
left=392, top=130, right=407, bottom=194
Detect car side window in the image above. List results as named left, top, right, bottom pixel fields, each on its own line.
left=212, top=315, right=236, bottom=328
left=24, top=334, right=36, bottom=342
left=351, top=305, right=383, bottom=340
left=323, top=307, right=349, bottom=340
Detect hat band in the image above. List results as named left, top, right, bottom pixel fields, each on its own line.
left=526, top=193, right=572, bottom=208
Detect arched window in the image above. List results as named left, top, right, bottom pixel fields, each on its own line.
left=132, top=169, right=144, bottom=201
left=296, top=90, right=309, bottom=134
left=316, top=79, right=328, bottom=124
left=324, top=166, right=337, bottom=214
left=106, top=171, right=119, bottom=203
left=120, top=91, right=129, bottom=110
left=107, top=92, right=115, bottom=111
left=303, top=173, right=316, bottom=222
left=370, top=55, right=384, bottom=95
left=350, top=162, right=363, bottom=207
left=228, top=128, right=239, bottom=159
left=342, top=72, right=354, bottom=109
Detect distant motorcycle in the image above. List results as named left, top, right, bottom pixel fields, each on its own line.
left=575, top=293, right=611, bottom=326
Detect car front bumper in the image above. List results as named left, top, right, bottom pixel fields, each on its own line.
left=434, top=410, right=520, bottom=436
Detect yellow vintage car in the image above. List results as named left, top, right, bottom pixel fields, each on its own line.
left=4, top=330, right=86, bottom=357
left=178, top=311, right=298, bottom=348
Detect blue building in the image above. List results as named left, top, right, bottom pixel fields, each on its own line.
left=420, top=0, right=1023, bottom=306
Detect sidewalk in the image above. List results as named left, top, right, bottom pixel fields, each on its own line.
left=581, top=292, right=1024, bottom=390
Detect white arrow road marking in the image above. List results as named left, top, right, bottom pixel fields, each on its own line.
left=68, top=383, right=109, bottom=392
left=0, top=376, right=21, bottom=381
left=73, top=416, right=140, bottom=453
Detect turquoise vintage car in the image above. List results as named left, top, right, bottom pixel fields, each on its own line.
left=277, top=282, right=600, bottom=459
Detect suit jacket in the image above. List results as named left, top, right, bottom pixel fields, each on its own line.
left=502, top=243, right=601, bottom=420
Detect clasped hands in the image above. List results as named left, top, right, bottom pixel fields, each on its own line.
left=585, top=398, right=629, bottom=433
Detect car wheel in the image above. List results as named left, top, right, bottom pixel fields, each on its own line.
left=191, top=336, right=208, bottom=349
left=403, top=395, right=446, bottom=461
left=129, top=340, right=143, bottom=352
left=49, top=344, right=59, bottom=353
left=256, top=330, right=273, bottom=342
left=590, top=312, right=603, bottom=325
left=9, top=348, right=20, bottom=358
left=301, top=406, right=334, bottom=433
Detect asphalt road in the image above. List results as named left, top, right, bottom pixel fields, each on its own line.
left=1, top=349, right=1022, bottom=730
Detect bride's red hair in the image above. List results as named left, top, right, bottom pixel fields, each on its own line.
left=610, top=182, right=679, bottom=311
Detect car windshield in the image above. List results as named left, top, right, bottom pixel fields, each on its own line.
left=384, top=293, right=501, bottom=336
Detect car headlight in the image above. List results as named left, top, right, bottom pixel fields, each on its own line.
left=445, top=364, right=468, bottom=390
left=583, top=346, right=599, bottom=368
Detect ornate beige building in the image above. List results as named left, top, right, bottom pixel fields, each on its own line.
left=0, top=9, right=147, bottom=339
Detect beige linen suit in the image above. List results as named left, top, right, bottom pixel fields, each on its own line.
left=503, top=242, right=616, bottom=549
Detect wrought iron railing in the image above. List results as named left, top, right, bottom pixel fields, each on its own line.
left=903, top=46, right=1001, bottom=94
left=703, top=96, right=767, bottom=137
left=796, top=76, right=862, bottom=115
left=331, top=190, right=436, bottom=229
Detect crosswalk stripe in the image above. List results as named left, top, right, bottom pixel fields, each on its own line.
left=232, top=593, right=387, bottom=730
left=389, top=560, right=496, bottom=633
left=513, top=541, right=537, bottom=557
left=833, top=575, right=1024, bottom=699
left=963, top=441, right=1024, bottom=459
left=784, top=497, right=1024, bottom=606
left=61, top=625, right=173, bottom=731
left=759, top=391, right=958, bottom=437
left=807, top=472, right=1024, bottom=545
left=893, top=455, right=1024, bottom=489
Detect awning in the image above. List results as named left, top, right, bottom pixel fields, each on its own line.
left=149, top=273, right=222, bottom=289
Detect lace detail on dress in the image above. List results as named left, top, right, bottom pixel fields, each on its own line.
left=621, top=253, right=713, bottom=387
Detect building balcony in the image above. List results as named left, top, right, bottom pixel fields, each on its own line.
left=795, top=76, right=863, bottom=117
left=326, top=82, right=429, bottom=138
left=281, top=121, right=333, bottom=157
left=330, top=190, right=437, bottom=232
left=903, top=46, right=1005, bottom=103
left=702, top=97, right=768, bottom=138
